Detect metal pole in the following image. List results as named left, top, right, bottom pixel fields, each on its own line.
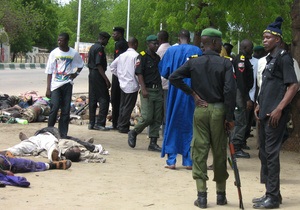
left=126, top=0, right=130, bottom=41
left=75, top=0, right=82, bottom=51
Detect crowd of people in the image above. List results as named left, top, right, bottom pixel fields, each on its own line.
left=1, top=16, right=299, bottom=209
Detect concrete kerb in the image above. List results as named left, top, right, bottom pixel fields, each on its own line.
left=0, top=63, right=46, bottom=70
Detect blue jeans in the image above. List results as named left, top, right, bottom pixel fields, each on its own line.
left=48, top=82, right=73, bottom=138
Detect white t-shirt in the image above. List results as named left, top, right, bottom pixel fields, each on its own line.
left=45, top=47, right=84, bottom=91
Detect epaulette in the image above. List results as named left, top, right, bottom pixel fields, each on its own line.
left=140, top=51, right=146, bottom=56
left=240, top=55, right=245, bottom=61
left=187, top=54, right=199, bottom=60
left=224, top=56, right=232, bottom=61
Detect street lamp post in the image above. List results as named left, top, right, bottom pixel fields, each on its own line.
left=126, top=0, right=130, bottom=41
left=75, top=0, right=82, bottom=51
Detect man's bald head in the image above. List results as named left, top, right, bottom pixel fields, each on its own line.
left=128, top=37, right=138, bottom=50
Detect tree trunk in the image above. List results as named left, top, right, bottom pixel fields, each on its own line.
left=282, top=0, right=300, bottom=152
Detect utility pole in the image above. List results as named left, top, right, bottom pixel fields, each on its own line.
left=75, top=0, right=82, bottom=51
left=126, top=0, right=130, bottom=41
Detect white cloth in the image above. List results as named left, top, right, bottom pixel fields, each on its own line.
left=58, top=140, right=107, bottom=163
left=110, top=48, right=139, bottom=93
left=6, top=132, right=59, bottom=161
left=156, top=43, right=171, bottom=90
left=257, top=55, right=267, bottom=91
left=45, top=47, right=84, bottom=91
left=156, top=43, right=171, bottom=58
left=249, top=57, right=258, bottom=102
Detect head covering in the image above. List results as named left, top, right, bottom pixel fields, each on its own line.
left=146, top=35, right=158, bottom=41
left=223, top=43, right=233, bottom=49
left=253, top=45, right=264, bottom=51
left=201, top=28, right=222, bottom=38
left=99, top=32, right=111, bottom=39
left=263, top=17, right=283, bottom=38
left=113, top=27, right=125, bottom=35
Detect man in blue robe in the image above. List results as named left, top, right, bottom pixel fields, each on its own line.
left=159, top=29, right=202, bottom=169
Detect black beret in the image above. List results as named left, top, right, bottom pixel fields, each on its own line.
left=113, top=27, right=125, bottom=34
left=99, top=32, right=111, bottom=39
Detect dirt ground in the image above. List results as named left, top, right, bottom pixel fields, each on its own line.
left=0, top=122, right=300, bottom=210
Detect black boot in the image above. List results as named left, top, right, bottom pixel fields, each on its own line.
left=217, top=191, right=227, bottom=205
left=128, top=130, right=138, bottom=148
left=148, top=137, right=161, bottom=152
left=194, top=191, right=207, bottom=209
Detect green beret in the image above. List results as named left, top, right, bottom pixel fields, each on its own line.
left=201, top=28, right=222, bottom=38
left=146, top=35, right=158, bottom=41
left=253, top=45, right=264, bottom=51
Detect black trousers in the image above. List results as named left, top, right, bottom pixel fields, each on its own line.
left=48, top=82, right=72, bottom=138
left=117, top=90, right=138, bottom=131
left=65, top=136, right=95, bottom=152
left=258, top=110, right=289, bottom=201
left=88, top=70, right=109, bottom=127
left=110, top=74, right=121, bottom=128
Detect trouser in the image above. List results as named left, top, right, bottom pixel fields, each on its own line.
left=118, top=90, right=138, bottom=131
left=65, top=136, right=95, bottom=152
left=111, top=74, right=121, bottom=128
left=88, top=70, right=109, bottom=127
left=134, top=88, right=163, bottom=138
left=191, top=104, right=228, bottom=192
left=7, top=157, right=47, bottom=173
left=48, top=82, right=73, bottom=138
left=259, top=111, right=289, bottom=200
left=167, top=151, right=192, bottom=167
left=6, top=133, right=59, bottom=161
left=245, top=106, right=255, bottom=140
left=231, top=89, right=247, bottom=150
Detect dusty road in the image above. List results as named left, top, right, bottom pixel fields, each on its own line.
left=0, top=122, right=300, bottom=210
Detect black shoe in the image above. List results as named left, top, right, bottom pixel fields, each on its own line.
left=94, top=125, right=110, bottom=131
left=118, top=129, right=129, bottom=134
left=253, top=194, right=282, bottom=204
left=241, top=144, right=250, bottom=150
left=148, top=143, right=162, bottom=152
left=235, top=150, right=250, bottom=158
left=194, top=192, right=207, bottom=209
left=118, top=127, right=129, bottom=134
left=217, top=191, right=227, bottom=205
left=253, top=196, right=280, bottom=209
left=128, top=130, right=137, bottom=148
left=0, top=182, right=6, bottom=188
left=88, top=124, right=94, bottom=130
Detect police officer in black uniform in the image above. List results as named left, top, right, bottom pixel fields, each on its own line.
left=87, top=32, right=111, bottom=131
left=128, top=35, right=163, bottom=152
left=253, top=17, right=299, bottom=209
left=231, top=39, right=254, bottom=158
left=110, top=27, right=129, bottom=130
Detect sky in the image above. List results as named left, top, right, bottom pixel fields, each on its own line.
left=57, top=0, right=71, bottom=5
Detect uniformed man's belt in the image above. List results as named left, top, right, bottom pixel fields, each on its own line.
left=145, top=84, right=160, bottom=88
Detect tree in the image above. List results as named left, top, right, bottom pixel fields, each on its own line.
left=0, top=0, right=59, bottom=60
left=283, top=0, right=300, bottom=152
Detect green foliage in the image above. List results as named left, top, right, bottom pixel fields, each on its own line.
left=0, top=0, right=297, bottom=56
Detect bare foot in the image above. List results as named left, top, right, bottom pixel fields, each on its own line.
left=19, top=132, right=28, bottom=141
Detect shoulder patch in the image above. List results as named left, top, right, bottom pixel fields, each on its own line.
left=140, top=51, right=146, bottom=56
left=224, top=56, right=232, bottom=61
left=240, top=55, right=245, bottom=61
left=187, top=54, right=199, bottom=60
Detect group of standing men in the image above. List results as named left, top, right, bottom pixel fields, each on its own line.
left=44, top=16, right=299, bottom=209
